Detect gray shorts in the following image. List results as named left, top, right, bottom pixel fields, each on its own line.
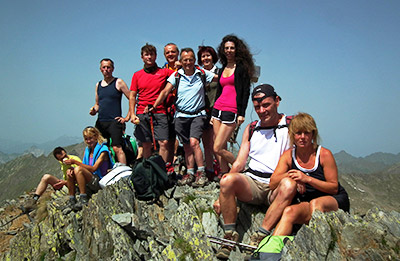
left=242, top=174, right=272, bottom=206
left=134, top=113, right=169, bottom=143
left=174, top=116, right=207, bottom=144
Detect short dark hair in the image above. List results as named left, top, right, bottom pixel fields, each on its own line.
left=197, top=46, right=218, bottom=66
left=164, top=43, right=179, bottom=54
left=141, top=43, right=157, bottom=56
left=53, top=147, right=66, bottom=159
left=180, top=47, right=195, bottom=59
left=100, top=58, right=114, bottom=68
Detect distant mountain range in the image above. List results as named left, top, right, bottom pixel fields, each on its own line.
left=334, top=150, right=400, bottom=174
left=0, top=142, right=86, bottom=204
left=0, top=135, right=82, bottom=157
left=0, top=140, right=399, bottom=212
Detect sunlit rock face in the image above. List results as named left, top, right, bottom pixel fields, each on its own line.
left=1, top=179, right=399, bottom=260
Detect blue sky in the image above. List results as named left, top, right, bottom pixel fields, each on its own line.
left=0, top=0, right=399, bottom=156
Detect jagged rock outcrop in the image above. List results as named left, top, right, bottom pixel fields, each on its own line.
left=1, top=178, right=399, bottom=260
left=283, top=208, right=400, bottom=260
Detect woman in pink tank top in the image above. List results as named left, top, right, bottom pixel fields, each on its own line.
left=212, top=35, right=255, bottom=173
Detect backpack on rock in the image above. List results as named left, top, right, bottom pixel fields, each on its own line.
left=130, top=155, right=175, bottom=202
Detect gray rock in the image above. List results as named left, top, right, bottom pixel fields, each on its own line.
left=1, top=178, right=399, bottom=260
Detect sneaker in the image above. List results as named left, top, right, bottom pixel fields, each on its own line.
left=177, top=173, right=195, bottom=186
left=216, top=230, right=239, bottom=260
left=192, top=170, right=208, bottom=187
left=22, top=198, right=37, bottom=213
left=249, top=231, right=268, bottom=248
left=73, top=195, right=89, bottom=212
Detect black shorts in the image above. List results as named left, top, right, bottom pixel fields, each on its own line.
left=297, top=185, right=350, bottom=212
left=134, top=113, right=169, bottom=143
left=204, top=115, right=213, bottom=130
left=95, top=120, right=124, bottom=146
left=211, top=108, right=237, bottom=124
left=174, top=116, right=206, bottom=144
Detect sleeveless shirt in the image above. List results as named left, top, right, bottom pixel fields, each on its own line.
left=292, top=145, right=347, bottom=200
left=97, top=78, right=122, bottom=121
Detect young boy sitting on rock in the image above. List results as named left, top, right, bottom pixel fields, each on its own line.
left=22, top=147, right=82, bottom=212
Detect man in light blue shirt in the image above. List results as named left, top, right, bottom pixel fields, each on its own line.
left=152, top=48, right=217, bottom=187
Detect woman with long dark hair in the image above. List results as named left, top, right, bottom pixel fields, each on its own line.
left=212, top=34, right=255, bottom=173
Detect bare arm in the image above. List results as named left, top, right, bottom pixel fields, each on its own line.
left=115, top=79, right=131, bottom=123
left=269, top=149, right=292, bottom=190
left=129, top=91, right=139, bottom=124
left=151, top=82, right=173, bottom=111
left=68, top=152, right=109, bottom=173
left=289, top=148, right=338, bottom=194
left=90, top=83, right=99, bottom=115
left=116, top=78, right=131, bottom=99
left=230, top=124, right=251, bottom=173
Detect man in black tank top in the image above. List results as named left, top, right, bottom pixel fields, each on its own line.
left=89, top=58, right=131, bottom=165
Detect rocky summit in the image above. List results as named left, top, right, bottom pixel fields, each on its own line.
left=1, top=178, right=399, bottom=260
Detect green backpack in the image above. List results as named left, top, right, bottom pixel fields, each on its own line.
left=250, top=235, right=294, bottom=260
left=130, top=155, right=174, bottom=202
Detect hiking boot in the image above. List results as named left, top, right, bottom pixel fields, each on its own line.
left=22, top=198, right=37, bottom=213
left=177, top=174, right=195, bottom=186
left=72, top=195, right=89, bottom=212
left=216, top=230, right=239, bottom=260
left=192, top=170, right=208, bottom=187
left=66, top=197, right=77, bottom=209
left=166, top=162, right=174, bottom=175
left=206, top=169, right=215, bottom=182
left=249, top=231, right=267, bottom=248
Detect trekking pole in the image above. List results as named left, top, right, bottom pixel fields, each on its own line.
left=0, top=212, right=25, bottom=228
left=0, top=206, right=34, bottom=228
left=207, top=235, right=257, bottom=251
left=148, top=111, right=157, bottom=151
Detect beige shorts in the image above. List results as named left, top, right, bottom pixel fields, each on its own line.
left=243, top=174, right=272, bottom=206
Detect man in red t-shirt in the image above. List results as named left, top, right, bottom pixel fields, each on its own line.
left=129, top=44, right=174, bottom=162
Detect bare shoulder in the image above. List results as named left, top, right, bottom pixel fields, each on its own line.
left=320, top=147, right=334, bottom=158
left=281, top=148, right=293, bottom=160
left=116, top=78, right=127, bottom=86
left=116, top=78, right=129, bottom=90
left=320, top=147, right=336, bottom=164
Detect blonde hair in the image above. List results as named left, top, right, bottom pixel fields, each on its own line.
left=289, top=112, right=320, bottom=149
left=82, top=126, right=106, bottom=146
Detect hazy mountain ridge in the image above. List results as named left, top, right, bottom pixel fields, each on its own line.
left=0, top=143, right=85, bottom=204
left=334, top=150, right=400, bottom=174
left=0, top=135, right=82, bottom=155
left=1, top=145, right=399, bottom=210
left=0, top=151, right=19, bottom=164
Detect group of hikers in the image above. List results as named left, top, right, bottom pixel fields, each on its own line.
left=23, top=34, right=350, bottom=259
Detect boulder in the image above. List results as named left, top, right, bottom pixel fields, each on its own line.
left=1, top=179, right=399, bottom=260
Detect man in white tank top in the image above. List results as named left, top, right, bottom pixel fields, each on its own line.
left=215, top=84, right=298, bottom=259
